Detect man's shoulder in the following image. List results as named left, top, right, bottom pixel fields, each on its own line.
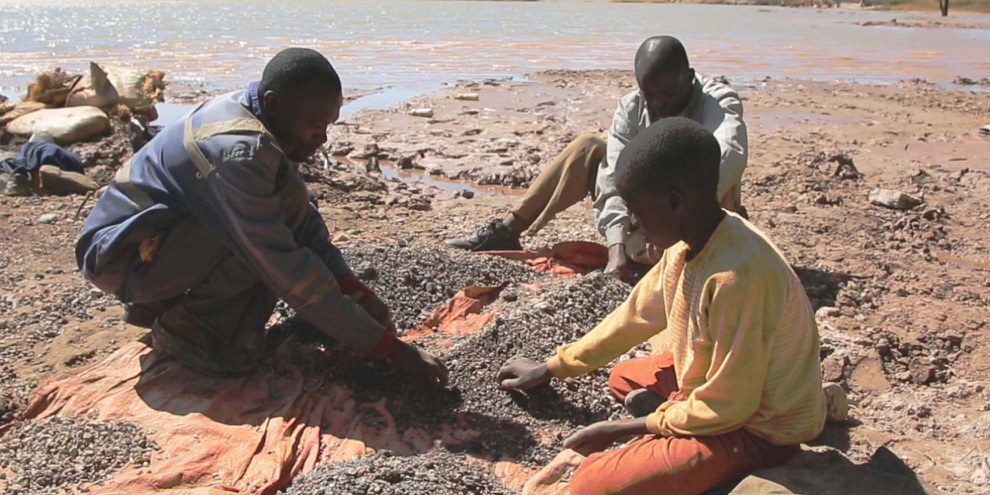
left=698, top=74, right=739, bottom=98
left=617, top=89, right=645, bottom=109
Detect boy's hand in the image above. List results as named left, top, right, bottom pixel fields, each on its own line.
left=563, top=418, right=650, bottom=456
left=497, top=357, right=553, bottom=391
left=389, top=341, right=449, bottom=390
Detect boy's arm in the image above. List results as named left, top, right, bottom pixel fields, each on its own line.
left=644, top=273, right=780, bottom=437
left=546, top=265, right=667, bottom=379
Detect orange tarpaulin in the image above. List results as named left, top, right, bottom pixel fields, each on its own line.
left=21, top=340, right=439, bottom=495
left=481, top=241, right=609, bottom=276
left=405, top=285, right=502, bottom=339
left=7, top=287, right=552, bottom=494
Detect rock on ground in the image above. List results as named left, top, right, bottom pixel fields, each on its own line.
left=869, top=188, right=922, bottom=210
left=6, top=106, right=110, bottom=144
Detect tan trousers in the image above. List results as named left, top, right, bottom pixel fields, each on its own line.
left=513, top=133, right=606, bottom=235
left=511, top=133, right=742, bottom=264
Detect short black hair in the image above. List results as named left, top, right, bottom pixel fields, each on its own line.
left=259, top=47, right=342, bottom=96
left=635, top=36, right=690, bottom=83
left=616, top=117, right=720, bottom=201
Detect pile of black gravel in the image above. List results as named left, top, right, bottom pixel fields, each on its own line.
left=341, top=241, right=537, bottom=331
left=272, top=243, right=634, bottom=492
left=314, top=270, right=631, bottom=468
left=0, top=416, right=158, bottom=494
left=280, top=450, right=506, bottom=495
left=441, top=272, right=632, bottom=464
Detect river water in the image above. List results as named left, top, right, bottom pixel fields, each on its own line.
left=1, top=0, right=988, bottom=98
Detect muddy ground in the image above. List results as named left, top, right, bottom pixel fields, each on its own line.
left=0, top=69, right=988, bottom=493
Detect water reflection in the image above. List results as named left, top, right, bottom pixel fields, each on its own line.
left=1, top=0, right=988, bottom=94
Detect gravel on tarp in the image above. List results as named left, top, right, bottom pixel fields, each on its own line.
left=317, top=269, right=632, bottom=467
left=0, top=416, right=158, bottom=494
left=341, top=241, right=537, bottom=331
left=280, top=450, right=506, bottom=495
left=441, top=271, right=632, bottom=464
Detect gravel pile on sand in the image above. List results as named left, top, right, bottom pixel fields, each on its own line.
left=281, top=450, right=505, bottom=495
left=341, top=241, right=537, bottom=330
left=0, top=416, right=157, bottom=494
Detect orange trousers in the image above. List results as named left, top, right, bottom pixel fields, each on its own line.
left=570, top=354, right=799, bottom=495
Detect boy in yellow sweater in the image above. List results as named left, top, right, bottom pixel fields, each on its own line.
left=498, top=117, right=835, bottom=494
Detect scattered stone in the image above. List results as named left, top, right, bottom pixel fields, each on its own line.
left=454, top=93, right=480, bottom=101
left=979, top=125, right=989, bottom=137
left=0, top=416, right=157, bottom=494
left=409, top=108, right=434, bottom=118
left=816, top=306, right=841, bottom=319
left=37, top=213, right=59, bottom=224
left=822, top=355, right=849, bottom=382
left=396, top=155, right=418, bottom=170
left=460, top=190, right=475, bottom=199
left=953, top=76, right=990, bottom=86
left=708, top=74, right=731, bottom=85
left=348, top=143, right=380, bottom=160
left=828, top=154, right=863, bottom=180
left=37, top=165, right=99, bottom=195
left=869, top=188, right=922, bottom=210
left=356, top=263, right=379, bottom=281
left=908, top=357, right=937, bottom=385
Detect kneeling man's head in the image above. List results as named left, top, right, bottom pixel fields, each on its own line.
left=260, top=48, right=343, bottom=161
left=616, top=117, right=721, bottom=250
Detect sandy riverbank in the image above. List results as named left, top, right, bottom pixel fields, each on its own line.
left=1, top=70, right=988, bottom=493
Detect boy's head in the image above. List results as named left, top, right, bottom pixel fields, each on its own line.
left=634, top=36, right=695, bottom=122
left=616, top=117, right=721, bottom=250
left=260, top=48, right=343, bottom=161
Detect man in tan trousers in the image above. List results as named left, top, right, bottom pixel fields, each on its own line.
left=446, top=35, right=747, bottom=283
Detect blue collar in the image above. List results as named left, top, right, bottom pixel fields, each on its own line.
left=247, top=81, right=273, bottom=129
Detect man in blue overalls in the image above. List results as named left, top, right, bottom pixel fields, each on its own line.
left=77, top=48, right=447, bottom=387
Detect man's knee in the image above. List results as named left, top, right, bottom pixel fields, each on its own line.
left=151, top=300, right=267, bottom=378
left=572, top=132, right=607, bottom=156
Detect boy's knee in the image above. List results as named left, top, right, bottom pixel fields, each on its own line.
left=570, top=455, right=610, bottom=495
left=607, top=358, right=640, bottom=401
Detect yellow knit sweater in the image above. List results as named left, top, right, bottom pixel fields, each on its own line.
left=547, top=212, right=826, bottom=446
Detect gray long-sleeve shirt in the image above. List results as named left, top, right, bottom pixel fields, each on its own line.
left=594, top=74, right=748, bottom=247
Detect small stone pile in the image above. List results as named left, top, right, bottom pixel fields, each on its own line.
left=280, top=450, right=506, bottom=495
left=441, top=272, right=631, bottom=463
left=0, top=416, right=158, bottom=494
left=341, top=241, right=537, bottom=331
